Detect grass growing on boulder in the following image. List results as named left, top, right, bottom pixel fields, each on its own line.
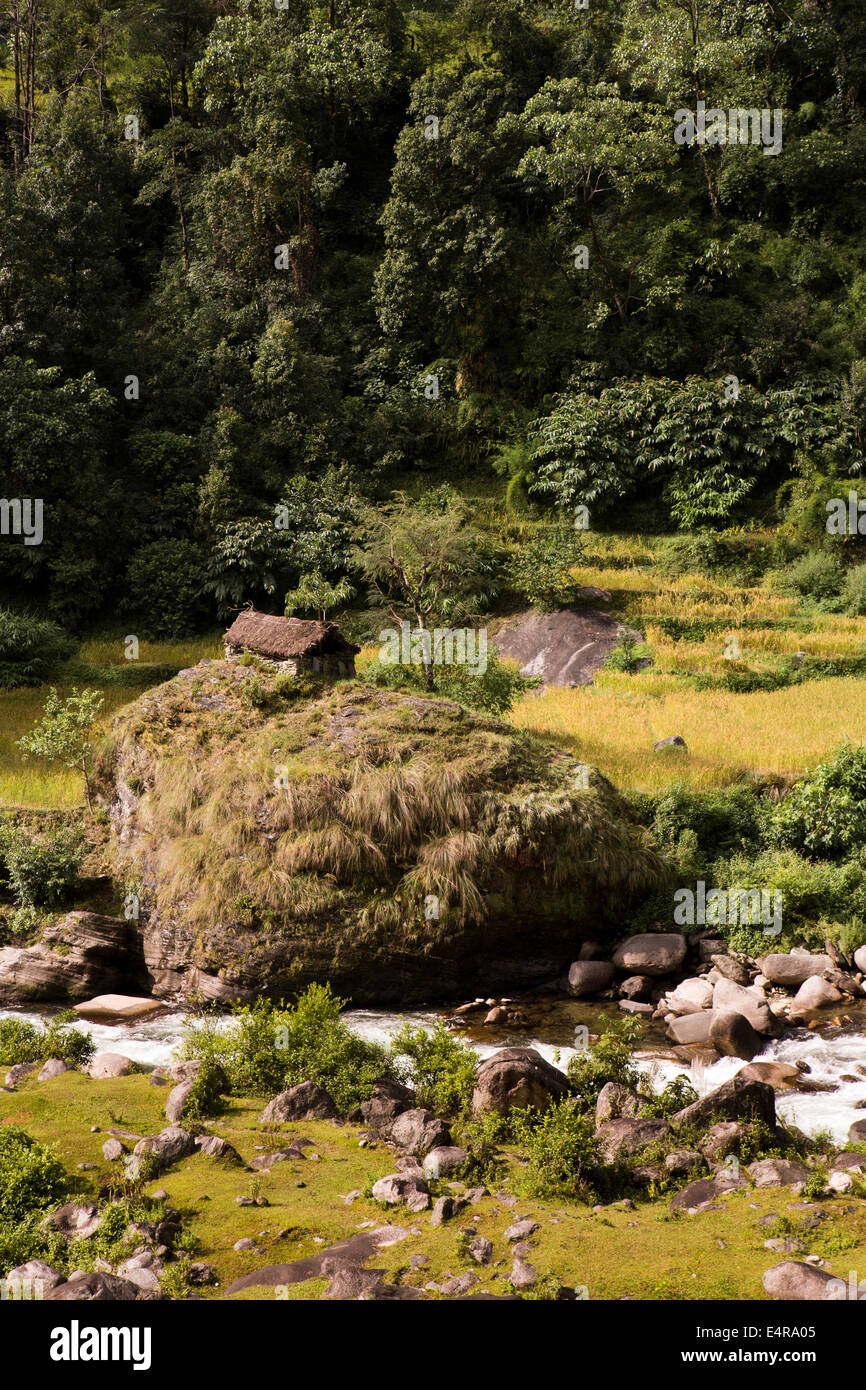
left=95, top=660, right=665, bottom=1000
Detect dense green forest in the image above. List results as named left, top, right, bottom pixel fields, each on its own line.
left=2, top=0, right=866, bottom=636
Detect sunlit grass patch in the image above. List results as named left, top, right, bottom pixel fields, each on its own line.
left=510, top=676, right=866, bottom=791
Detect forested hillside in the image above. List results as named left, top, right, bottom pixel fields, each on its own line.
left=1, top=0, right=866, bottom=636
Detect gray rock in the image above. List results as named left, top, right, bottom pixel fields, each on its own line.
left=471, top=1048, right=569, bottom=1118
left=89, top=1052, right=132, bottom=1079
left=672, top=1075, right=776, bottom=1131
left=666, top=1012, right=713, bottom=1045
left=700, top=1122, right=746, bottom=1162
left=653, top=736, right=687, bottom=752
left=5, top=1259, right=64, bottom=1292
left=0, top=911, right=149, bottom=1006
left=102, top=1137, right=126, bottom=1161
left=390, top=1108, right=451, bottom=1156
left=710, top=954, right=752, bottom=985
left=353, top=1078, right=415, bottom=1131
left=45, top=1200, right=103, bottom=1241
left=596, top=1117, right=671, bottom=1161
left=760, top=953, right=833, bottom=988
left=165, top=1080, right=195, bottom=1123
left=45, top=1273, right=141, bottom=1302
left=504, top=1218, right=540, bottom=1242
left=371, top=1173, right=431, bottom=1212
left=510, top=1257, right=538, bottom=1289
left=422, top=1145, right=468, bottom=1179
left=618, top=975, right=652, bottom=1001
left=708, top=1010, right=763, bottom=1060
left=665, top=1149, right=702, bottom=1176
left=789, top=976, right=842, bottom=1016
left=749, top=1158, right=809, bottom=1188
left=848, top=1119, right=866, bottom=1145
left=131, top=1124, right=196, bottom=1175
left=259, top=1082, right=340, bottom=1123
left=38, top=1058, right=71, bottom=1081
left=595, top=1082, right=643, bottom=1125
left=566, top=959, right=615, bottom=998
left=711, top=979, right=776, bottom=1036
left=469, top=1236, right=493, bottom=1265
left=762, top=1261, right=848, bottom=1301
left=194, top=1135, right=243, bottom=1164
left=613, top=933, right=687, bottom=977
left=5, top=1062, right=38, bottom=1086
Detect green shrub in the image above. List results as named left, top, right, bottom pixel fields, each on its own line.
left=363, top=650, right=538, bottom=715
left=783, top=548, right=843, bottom=601
left=0, top=609, right=76, bottom=688
left=0, top=820, right=84, bottom=906
left=124, top=538, right=209, bottom=639
left=841, top=563, right=866, bottom=615
left=0, top=1012, right=95, bottom=1068
left=770, top=741, right=866, bottom=857
left=511, top=1101, right=599, bottom=1201
left=388, top=1021, right=477, bottom=1117
left=711, top=845, right=866, bottom=942
left=566, top=1017, right=643, bottom=1112
left=647, top=783, right=768, bottom=864
left=0, top=1127, right=67, bottom=1223
left=603, top=632, right=650, bottom=674
left=0, top=1212, right=69, bottom=1279
left=181, top=1057, right=226, bottom=1120
left=178, top=983, right=392, bottom=1112
left=506, top=525, right=585, bottom=609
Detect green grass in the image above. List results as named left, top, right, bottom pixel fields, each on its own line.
left=2, top=1069, right=865, bottom=1300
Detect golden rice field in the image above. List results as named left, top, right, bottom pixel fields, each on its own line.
left=0, top=634, right=223, bottom=809
left=510, top=674, right=866, bottom=791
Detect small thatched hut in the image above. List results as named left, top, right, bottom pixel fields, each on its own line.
left=223, top=610, right=359, bottom=678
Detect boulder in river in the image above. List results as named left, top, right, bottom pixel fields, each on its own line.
left=708, top=1010, right=763, bottom=1060
left=789, top=975, right=843, bottom=1016
left=73, top=994, right=166, bottom=1023
left=737, top=1061, right=802, bottom=1090
left=759, top=953, right=833, bottom=988
left=613, top=933, right=687, bottom=977
left=711, top=978, right=777, bottom=1036
left=566, top=959, right=615, bottom=997
left=671, top=1075, right=776, bottom=1131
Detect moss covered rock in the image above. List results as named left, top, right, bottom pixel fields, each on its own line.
left=95, top=659, right=665, bottom=1004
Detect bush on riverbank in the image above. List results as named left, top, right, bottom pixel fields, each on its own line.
left=178, top=985, right=394, bottom=1112
left=0, top=1012, right=94, bottom=1068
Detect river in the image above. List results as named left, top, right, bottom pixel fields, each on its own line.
left=4, top=989, right=866, bottom=1145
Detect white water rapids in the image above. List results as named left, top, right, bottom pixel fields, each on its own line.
left=3, top=1004, right=865, bottom=1145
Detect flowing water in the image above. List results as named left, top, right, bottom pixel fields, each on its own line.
left=4, top=990, right=866, bottom=1144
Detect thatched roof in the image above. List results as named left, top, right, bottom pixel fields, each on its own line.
left=223, top=610, right=359, bottom=661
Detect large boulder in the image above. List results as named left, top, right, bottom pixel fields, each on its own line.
left=44, top=1200, right=103, bottom=1241
left=566, top=960, right=615, bottom=997
left=612, top=934, right=686, bottom=977
left=6, top=1259, right=64, bottom=1292
left=760, top=953, right=833, bottom=988
left=595, top=1082, right=643, bottom=1125
left=73, top=994, right=166, bottom=1023
left=737, top=1061, right=802, bottom=1090
left=471, top=1048, right=569, bottom=1118
left=664, top=978, right=713, bottom=1015
left=259, top=1082, right=340, bottom=1123
left=762, top=1262, right=848, bottom=1301
left=351, top=1078, right=415, bottom=1131
left=596, top=1117, right=671, bottom=1161
left=671, top=1075, right=776, bottom=1131
left=165, top=1080, right=195, bottom=1123
left=848, top=1118, right=866, bottom=1144
left=422, top=1146, right=468, bottom=1179
left=666, top=1012, right=712, bottom=1045
left=748, top=1158, right=809, bottom=1188
left=89, top=1052, right=132, bottom=1079
left=670, top=1174, right=745, bottom=1212
left=371, top=1173, right=430, bottom=1212
left=37, top=1059, right=71, bottom=1081
left=854, top=945, right=866, bottom=974
left=45, top=1273, right=142, bottom=1302
left=390, top=1109, right=451, bottom=1156
left=131, top=1124, right=197, bottom=1174
left=789, top=976, right=842, bottom=1016
left=711, top=978, right=777, bottom=1036
left=708, top=1010, right=763, bottom=1060
left=0, top=912, right=149, bottom=1004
